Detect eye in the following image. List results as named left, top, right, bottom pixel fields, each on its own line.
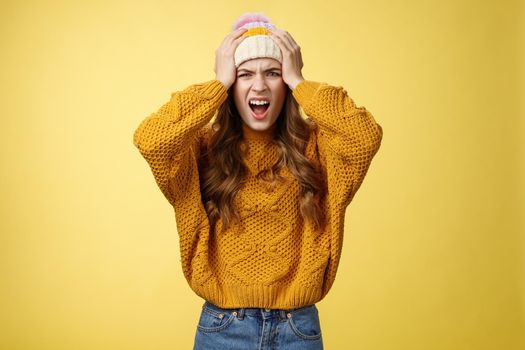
left=238, top=73, right=249, bottom=77
left=268, top=72, right=280, bottom=76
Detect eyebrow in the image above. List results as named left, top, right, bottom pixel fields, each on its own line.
left=237, top=67, right=282, bottom=73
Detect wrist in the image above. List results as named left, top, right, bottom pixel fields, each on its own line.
left=216, top=77, right=232, bottom=90
left=288, top=76, right=305, bottom=90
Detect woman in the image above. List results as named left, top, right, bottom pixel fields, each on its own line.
left=133, top=12, right=383, bottom=350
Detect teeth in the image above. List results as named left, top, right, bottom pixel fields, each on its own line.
left=249, top=100, right=270, bottom=106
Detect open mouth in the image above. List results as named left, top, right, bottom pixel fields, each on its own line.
left=249, top=101, right=270, bottom=118
left=249, top=103, right=270, bottom=114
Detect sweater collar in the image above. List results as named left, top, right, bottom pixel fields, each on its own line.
left=242, top=122, right=276, bottom=142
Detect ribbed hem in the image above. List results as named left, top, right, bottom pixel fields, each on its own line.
left=291, top=80, right=324, bottom=110
left=193, top=281, right=324, bottom=309
left=198, top=79, right=229, bottom=104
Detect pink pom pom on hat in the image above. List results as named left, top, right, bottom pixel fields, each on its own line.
left=231, top=12, right=282, bottom=68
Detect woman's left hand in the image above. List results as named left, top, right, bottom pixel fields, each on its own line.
left=268, top=28, right=305, bottom=90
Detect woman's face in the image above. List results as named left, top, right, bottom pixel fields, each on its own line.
left=232, top=58, right=287, bottom=132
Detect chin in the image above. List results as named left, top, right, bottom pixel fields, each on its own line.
left=241, top=113, right=271, bottom=130
left=245, top=121, right=269, bottom=131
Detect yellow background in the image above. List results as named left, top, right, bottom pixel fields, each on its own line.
left=1, top=0, right=523, bottom=349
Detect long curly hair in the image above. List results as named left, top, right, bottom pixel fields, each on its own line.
left=200, top=86, right=326, bottom=233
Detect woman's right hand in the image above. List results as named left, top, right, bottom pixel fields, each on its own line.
left=214, top=27, right=248, bottom=90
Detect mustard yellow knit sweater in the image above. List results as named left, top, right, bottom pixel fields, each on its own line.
left=133, top=79, right=383, bottom=309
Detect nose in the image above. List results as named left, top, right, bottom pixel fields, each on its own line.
left=251, top=74, right=268, bottom=92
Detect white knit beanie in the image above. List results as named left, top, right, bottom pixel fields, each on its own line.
left=232, top=12, right=282, bottom=68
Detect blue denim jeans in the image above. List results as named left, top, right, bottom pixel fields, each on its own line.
left=193, top=300, right=324, bottom=350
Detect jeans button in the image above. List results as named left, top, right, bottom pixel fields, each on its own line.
left=264, top=308, right=271, bottom=312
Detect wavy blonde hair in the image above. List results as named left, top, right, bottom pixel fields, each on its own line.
left=200, top=87, right=326, bottom=232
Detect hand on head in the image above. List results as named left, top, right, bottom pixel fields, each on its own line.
left=267, top=28, right=304, bottom=90
left=215, top=14, right=305, bottom=91
left=214, top=28, right=248, bottom=90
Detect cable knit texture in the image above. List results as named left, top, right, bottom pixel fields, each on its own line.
left=133, top=79, right=383, bottom=309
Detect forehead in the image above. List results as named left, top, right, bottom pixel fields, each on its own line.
left=238, top=58, right=281, bottom=71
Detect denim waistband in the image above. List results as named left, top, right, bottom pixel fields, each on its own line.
left=203, top=300, right=315, bottom=320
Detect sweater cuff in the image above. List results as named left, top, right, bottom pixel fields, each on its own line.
left=292, top=80, right=325, bottom=110
left=199, top=79, right=229, bottom=101
left=175, top=79, right=228, bottom=106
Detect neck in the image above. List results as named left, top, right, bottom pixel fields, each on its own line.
left=242, top=123, right=276, bottom=141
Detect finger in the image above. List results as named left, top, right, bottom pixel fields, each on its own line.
left=233, top=30, right=247, bottom=41
left=269, top=28, right=290, bottom=44
left=232, top=31, right=248, bottom=46
left=276, top=31, right=296, bottom=52
left=270, top=29, right=304, bottom=70
left=222, top=28, right=247, bottom=45
left=269, top=30, right=292, bottom=53
left=280, top=30, right=299, bottom=51
left=231, top=27, right=248, bottom=39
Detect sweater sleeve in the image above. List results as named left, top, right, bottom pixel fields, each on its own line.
left=292, top=80, right=383, bottom=206
left=132, top=79, right=228, bottom=206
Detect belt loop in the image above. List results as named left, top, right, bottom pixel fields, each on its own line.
left=237, top=307, right=245, bottom=320
left=279, top=309, right=286, bottom=320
